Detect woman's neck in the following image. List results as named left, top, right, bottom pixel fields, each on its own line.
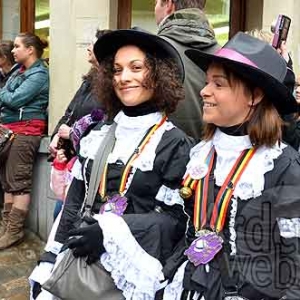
left=218, top=123, right=248, bottom=136
left=23, top=57, right=38, bottom=69
left=122, top=101, right=158, bottom=117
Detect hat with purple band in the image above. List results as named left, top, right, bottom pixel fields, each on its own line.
left=185, top=32, right=298, bottom=115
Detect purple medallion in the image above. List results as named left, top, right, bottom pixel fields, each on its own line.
left=100, top=194, right=128, bottom=216
left=184, top=230, right=223, bottom=266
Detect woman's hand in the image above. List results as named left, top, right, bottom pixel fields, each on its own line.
left=58, top=124, right=71, bottom=139
left=49, top=133, right=59, bottom=157
left=277, top=41, right=289, bottom=63
left=66, top=216, right=105, bottom=265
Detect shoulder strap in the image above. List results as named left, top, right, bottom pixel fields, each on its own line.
left=84, top=122, right=116, bottom=210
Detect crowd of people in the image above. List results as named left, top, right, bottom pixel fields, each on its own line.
left=1, top=0, right=300, bottom=299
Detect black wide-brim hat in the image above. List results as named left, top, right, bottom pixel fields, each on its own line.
left=93, top=29, right=185, bottom=82
left=185, top=32, right=298, bottom=115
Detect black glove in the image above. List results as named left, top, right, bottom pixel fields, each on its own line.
left=66, top=216, right=105, bottom=265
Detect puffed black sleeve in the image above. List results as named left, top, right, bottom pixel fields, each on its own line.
left=54, top=177, right=86, bottom=243
left=154, top=127, right=195, bottom=188
left=269, top=147, right=300, bottom=299
left=153, top=127, right=195, bottom=233
left=122, top=127, right=195, bottom=264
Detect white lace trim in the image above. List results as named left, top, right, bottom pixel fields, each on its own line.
left=94, top=213, right=164, bottom=300
left=44, top=211, right=63, bottom=255
left=132, top=121, right=174, bottom=172
left=277, top=218, right=300, bottom=238
left=79, top=124, right=112, bottom=159
left=187, top=129, right=285, bottom=200
left=156, top=185, right=184, bottom=207
left=71, top=159, right=83, bottom=180
left=114, top=111, right=163, bottom=130
left=29, top=212, right=63, bottom=299
left=108, top=111, right=163, bottom=165
left=72, top=124, right=112, bottom=180
left=229, top=197, right=238, bottom=255
left=163, top=261, right=188, bottom=300
left=72, top=112, right=174, bottom=183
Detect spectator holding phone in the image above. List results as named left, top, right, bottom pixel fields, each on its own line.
left=246, top=28, right=300, bottom=150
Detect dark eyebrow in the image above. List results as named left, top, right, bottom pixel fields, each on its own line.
left=210, top=74, right=227, bottom=80
left=114, top=59, right=144, bottom=66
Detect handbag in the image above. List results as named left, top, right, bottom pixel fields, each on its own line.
left=0, top=124, right=15, bottom=163
left=42, top=122, right=124, bottom=300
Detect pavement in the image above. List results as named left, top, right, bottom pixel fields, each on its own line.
left=0, top=230, right=45, bottom=300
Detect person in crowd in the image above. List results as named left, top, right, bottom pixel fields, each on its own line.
left=246, top=28, right=300, bottom=151
left=295, top=74, right=300, bottom=103
left=162, top=32, right=300, bottom=300
left=50, top=111, right=105, bottom=212
left=0, top=40, right=20, bottom=88
left=290, top=75, right=300, bottom=152
left=50, top=149, right=76, bottom=202
left=48, top=29, right=111, bottom=219
left=30, top=29, right=194, bottom=299
left=155, top=0, right=219, bottom=140
left=0, top=32, right=49, bottom=249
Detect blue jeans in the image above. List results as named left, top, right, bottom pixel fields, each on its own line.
left=53, top=200, right=63, bottom=221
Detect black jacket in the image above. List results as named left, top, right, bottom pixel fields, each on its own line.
left=52, top=77, right=103, bottom=138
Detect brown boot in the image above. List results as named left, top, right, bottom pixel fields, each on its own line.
left=0, top=203, right=13, bottom=236
left=0, top=207, right=28, bottom=250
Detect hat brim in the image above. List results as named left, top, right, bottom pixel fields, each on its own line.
left=185, top=49, right=298, bottom=115
left=94, top=30, right=185, bottom=82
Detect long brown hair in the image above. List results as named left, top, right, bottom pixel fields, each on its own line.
left=202, top=64, right=282, bottom=147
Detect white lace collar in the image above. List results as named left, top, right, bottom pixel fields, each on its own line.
left=114, top=111, right=163, bottom=131
left=187, top=129, right=285, bottom=200
left=72, top=111, right=173, bottom=181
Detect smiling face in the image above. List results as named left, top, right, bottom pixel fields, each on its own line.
left=113, top=45, right=154, bottom=107
left=200, top=63, right=263, bottom=127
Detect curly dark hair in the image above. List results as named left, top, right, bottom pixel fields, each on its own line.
left=92, top=46, right=184, bottom=119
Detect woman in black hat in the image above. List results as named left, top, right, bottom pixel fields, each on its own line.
left=30, top=29, right=194, bottom=299
left=162, top=32, right=300, bottom=300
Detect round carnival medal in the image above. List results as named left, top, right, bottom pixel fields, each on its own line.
left=100, top=194, right=128, bottom=216
left=188, top=163, right=208, bottom=180
left=179, top=186, right=193, bottom=199
left=184, top=229, right=223, bottom=266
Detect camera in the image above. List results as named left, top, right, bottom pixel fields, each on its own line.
left=271, top=14, right=291, bottom=49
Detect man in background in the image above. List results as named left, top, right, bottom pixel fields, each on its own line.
left=155, top=0, right=219, bottom=140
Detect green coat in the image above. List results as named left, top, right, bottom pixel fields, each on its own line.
left=158, top=8, right=219, bottom=140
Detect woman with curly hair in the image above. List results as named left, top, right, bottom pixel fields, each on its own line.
left=30, top=29, right=194, bottom=299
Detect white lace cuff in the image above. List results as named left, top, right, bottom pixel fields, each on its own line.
left=163, top=261, right=188, bottom=300
left=277, top=218, right=300, bottom=238
left=44, top=210, right=63, bottom=255
left=94, top=213, right=164, bottom=300
left=29, top=262, right=54, bottom=286
left=156, top=185, right=184, bottom=206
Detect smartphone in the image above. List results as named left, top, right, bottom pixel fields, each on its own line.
left=271, top=14, right=291, bottom=49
